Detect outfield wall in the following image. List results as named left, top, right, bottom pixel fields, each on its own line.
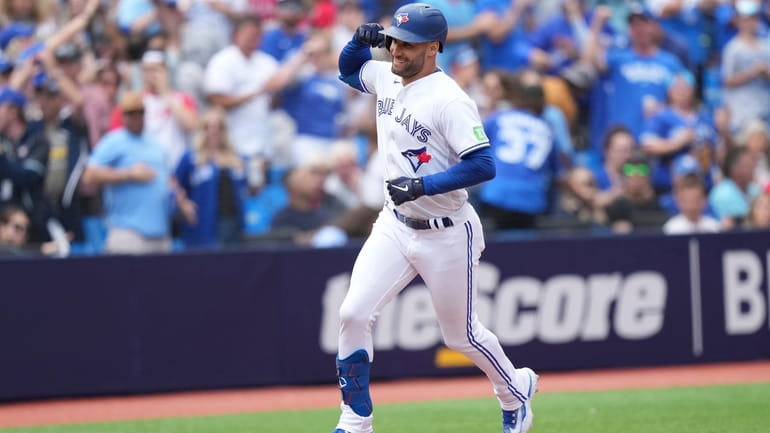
left=1, top=231, right=769, bottom=401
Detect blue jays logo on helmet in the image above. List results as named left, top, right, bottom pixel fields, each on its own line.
left=401, top=147, right=432, bottom=172
left=379, top=3, right=448, bottom=52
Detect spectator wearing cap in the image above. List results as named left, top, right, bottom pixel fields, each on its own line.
left=203, top=14, right=280, bottom=159
left=82, top=91, right=187, bottom=254
left=0, top=21, right=36, bottom=57
left=647, top=0, right=719, bottom=77
left=584, top=3, right=685, bottom=151
left=721, top=0, right=770, bottom=135
left=0, top=0, right=57, bottom=40
left=261, top=0, right=310, bottom=62
left=111, top=50, right=197, bottom=171
left=30, top=70, right=90, bottom=244
left=0, top=86, right=51, bottom=242
left=640, top=71, right=718, bottom=197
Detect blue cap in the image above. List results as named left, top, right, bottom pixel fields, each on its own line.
left=627, top=2, right=654, bottom=22
left=667, top=70, right=696, bottom=89
left=0, top=86, right=26, bottom=108
left=0, top=22, right=35, bottom=50
left=33, top=72, right=59, bottom=93
left=673, top=154, right=699, bottom=177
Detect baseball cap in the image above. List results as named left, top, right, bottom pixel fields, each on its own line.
left=736, top=0, right=761, bottom=16
left=141, top=49, right=166, bottom=65
left=627, top=2, right=654, bottom=22
left=673, top=154, right=699, bottom=178
left=0, top=86, right=27, bottom=108
left=33, top=72, right=59, bottom=94
left=118, top=91, right=144, bottom=112
left=667, top=70, right=696, bottom=89
left=0, top=22, right=35, bottom=50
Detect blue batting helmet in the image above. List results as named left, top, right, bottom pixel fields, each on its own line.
left=379, top=3, right=448, bottom=53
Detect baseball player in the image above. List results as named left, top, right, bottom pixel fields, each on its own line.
left=331, top=3, right=538, bottom=433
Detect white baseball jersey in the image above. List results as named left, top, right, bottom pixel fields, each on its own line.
left=359, top=61, right=489, bottom=219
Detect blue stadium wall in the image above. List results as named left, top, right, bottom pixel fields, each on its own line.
left=1, top=231, right=770, bottom=401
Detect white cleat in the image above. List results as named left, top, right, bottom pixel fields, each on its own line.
left=501, top=367, right=539, bottom=433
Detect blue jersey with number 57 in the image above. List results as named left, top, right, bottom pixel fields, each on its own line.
left=480, top=109, right=560, bottom=214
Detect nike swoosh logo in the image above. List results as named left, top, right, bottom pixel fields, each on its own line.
left=391, top=184, right=409, bottom=192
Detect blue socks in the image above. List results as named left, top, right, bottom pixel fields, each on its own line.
left=336, top=349, right=372, bottom=417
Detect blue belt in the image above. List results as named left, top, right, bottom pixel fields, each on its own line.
left=392, top=209, right=454, bottom=230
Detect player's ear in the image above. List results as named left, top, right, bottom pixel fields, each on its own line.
left=427, top=41, right=439, bottom=56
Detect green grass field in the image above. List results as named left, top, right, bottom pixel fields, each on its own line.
left=3, top=383, right=769, bottom=433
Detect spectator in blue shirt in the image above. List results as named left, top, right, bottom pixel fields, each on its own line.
left=640, top=71, right=718, bottom=196
left=472, top=0, right=540, bottom=72
left=261, top=0, right=309, bottom=62
left=480, top=68, right=561, bottom=229
left=82, top=91, right=191, bottom=254
left=175, top=107, right=249, bottom=249
left=584, top=3, right=684, bottom=149
left=530, top=0, right=614, bottom=75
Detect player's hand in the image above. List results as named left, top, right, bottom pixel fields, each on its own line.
left=356, top=23, right=385, bottom=48
left=386, top=177, right=425, bottom=205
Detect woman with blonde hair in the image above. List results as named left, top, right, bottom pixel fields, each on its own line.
left=174, top=107, right=249, bottom=249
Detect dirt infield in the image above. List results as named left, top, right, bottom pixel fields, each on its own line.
left=2, top=360, right=770, bottom=428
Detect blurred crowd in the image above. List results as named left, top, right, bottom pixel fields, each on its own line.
left=1, top=0, right=770, bottom=257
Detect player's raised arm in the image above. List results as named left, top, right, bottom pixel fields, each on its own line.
left=338, top=23, right=384, bottom=92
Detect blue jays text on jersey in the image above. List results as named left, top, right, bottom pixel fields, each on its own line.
left=378, top=97, right=433, bottom=143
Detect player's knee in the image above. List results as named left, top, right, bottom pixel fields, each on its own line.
left=443, top=335, right=475, bottom=353
left=338, top=302, right=370, bottom=331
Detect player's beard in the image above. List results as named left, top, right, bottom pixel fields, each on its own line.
left=391, top=52, right=425, bottom=80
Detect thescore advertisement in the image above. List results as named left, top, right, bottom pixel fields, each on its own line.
left=1, top=231, right=769, bottom=401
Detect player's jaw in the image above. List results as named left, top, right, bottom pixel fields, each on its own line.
left=390, top=40, right=427, bottom=81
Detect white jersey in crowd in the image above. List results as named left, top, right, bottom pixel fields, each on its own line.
left=662, top=214, right=721, bottom=235
left=142, top=91, right=195, bottom=171
left=359, top=61, right=489, bottom=219
left=203, top=46, right=279, bottom=158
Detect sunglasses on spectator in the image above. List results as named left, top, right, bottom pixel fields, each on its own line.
left=123, top=109, right=145, bottom=115
left=623, top=163, right=650, bottom=177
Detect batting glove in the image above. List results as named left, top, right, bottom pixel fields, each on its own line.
left=356, top=23, right=385, bottom=48
left=386, top=177, right=425, bottom=205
